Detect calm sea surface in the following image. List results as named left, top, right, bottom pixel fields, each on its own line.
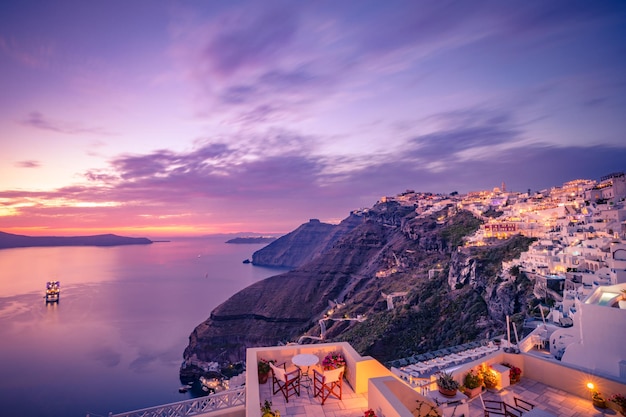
left=0, top=236, right=287, bottom=417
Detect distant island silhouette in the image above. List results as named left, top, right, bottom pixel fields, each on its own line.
left=0, top=231, right=152, bottom=249
left=225, top=236, right=277, bottom=244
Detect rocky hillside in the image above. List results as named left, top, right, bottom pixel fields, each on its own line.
left=181, top=199, right=536, bottom=379
left=251, top=216, right=364, bottom=268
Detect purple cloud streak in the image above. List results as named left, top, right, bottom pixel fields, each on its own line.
left=14, top=160, right=41, bottom=168
left=21, top=111, right=116, bottom=136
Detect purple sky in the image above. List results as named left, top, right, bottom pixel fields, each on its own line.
left=1, top=1, right=625, bottom=237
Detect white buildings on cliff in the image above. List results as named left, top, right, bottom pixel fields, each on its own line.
left=108, top=172, right=626, bottom=417
left=586, top=172, right=626, bottom=204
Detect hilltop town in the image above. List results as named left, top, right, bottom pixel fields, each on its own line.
left=374, top=171, right=625, bottom=297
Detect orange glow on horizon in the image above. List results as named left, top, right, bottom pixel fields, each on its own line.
left=2, top=225, right=221, bottom=238
left=1, top=224, right=290, bottom=238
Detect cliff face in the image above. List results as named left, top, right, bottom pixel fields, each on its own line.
left=251, top=216, right=364, bottom=268
left=182, top=199, right=537, bottom=376
left=447, top=235, right=536, bottom=324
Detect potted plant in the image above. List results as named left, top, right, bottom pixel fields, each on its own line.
left=502, top=363, right=521, bottom=384
left=364, top=409, right=378, bottom=417
left=436, top=370, right=460, bottom=397
left=258, top=358, right=272, bottom=384
left=593, top=391, right=607, bottom=409
left=462, top=369, right=483, bottom=398
left=609, top=393, right=626, bottom=415
left=322, top=351, right=346, bottom=370
left=481, top=365, right=498, bottom=389
left=260, top=399, right=280, bottom=417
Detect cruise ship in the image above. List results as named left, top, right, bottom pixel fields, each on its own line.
left=45, top=281, right=60, bottom=303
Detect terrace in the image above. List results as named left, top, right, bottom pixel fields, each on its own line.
left=246, top=342, right=626, bottom=417
left=247, top=342, right=384, bottom=417
left=110, top=340, right=626, bottom=417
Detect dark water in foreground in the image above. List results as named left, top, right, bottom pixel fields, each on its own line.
left=0, top=237, right=287, bottom=417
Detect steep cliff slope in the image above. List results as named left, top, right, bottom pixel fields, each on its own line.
left=182, top=199, right=536, bottom=378
left=251, top=215, right=364, bottom=268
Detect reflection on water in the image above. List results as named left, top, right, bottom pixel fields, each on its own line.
left=0, top=299, right=31, bottom=319
left=0, top=237, right=287, bottom=417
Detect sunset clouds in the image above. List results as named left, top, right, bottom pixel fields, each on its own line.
left=1, top=1, right=625, bottom=237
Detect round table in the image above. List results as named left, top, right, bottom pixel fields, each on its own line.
left=293, top=353, right=318, bottom=366
left=292, top=354, right=319, bottom=393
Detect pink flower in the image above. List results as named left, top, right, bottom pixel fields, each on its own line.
left=322, top=352, right=346, bottom=370
left=610, top=393, right=626, bottom=407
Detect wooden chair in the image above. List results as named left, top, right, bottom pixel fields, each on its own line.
left=480, top=395, right=507, bottom=417
left=513, top=397, right=535, bottom=412
left=313, top=367, right=344, bottom=405
left=503, top=403, right=524, bottom=417
left=479, top=394, right=526, bottom=417
left=269, top=362, right=300, bottom=402
left=499, top=391, right=530, bottom=416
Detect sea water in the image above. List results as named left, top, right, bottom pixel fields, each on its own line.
left=0, top=236, right=287, bottom=417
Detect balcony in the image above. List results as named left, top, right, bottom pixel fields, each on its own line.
left=247, top=342, right=381, bottom=417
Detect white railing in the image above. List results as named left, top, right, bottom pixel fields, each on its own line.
left=107, top=387, right=245, bottom=417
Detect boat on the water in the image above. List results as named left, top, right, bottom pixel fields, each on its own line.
left=45, top=281, right=60, bottom=302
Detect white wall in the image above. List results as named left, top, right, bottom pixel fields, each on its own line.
left=561, top=285, right=626, bottom=378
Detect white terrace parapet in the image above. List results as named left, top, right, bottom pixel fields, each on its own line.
left=368, top=376, right=432, bottom=417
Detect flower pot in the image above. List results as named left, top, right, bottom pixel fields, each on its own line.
left=593, top=398, right=607, bottom=409
left=438, top=387, right=457, bottom=397
left=484, top=381, right=497, bottom=390
left=463, top=386, right=483, bottom=399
